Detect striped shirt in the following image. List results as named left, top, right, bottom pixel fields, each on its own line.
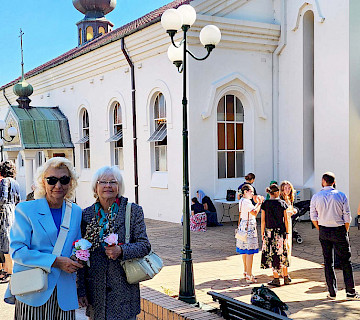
left=310, top=186, right=352, bottom=227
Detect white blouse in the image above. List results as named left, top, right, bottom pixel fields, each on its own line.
left=239, top=198, right=256, bottom=221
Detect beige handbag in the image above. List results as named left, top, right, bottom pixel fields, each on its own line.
left=235, top=199, right=249, bottom=242
left=120, top=202, right=163, bottom=284
left=10, top=201, right=72, bottom=296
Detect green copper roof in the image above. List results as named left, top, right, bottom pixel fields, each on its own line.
left=8, top=106, right=74, bottom=149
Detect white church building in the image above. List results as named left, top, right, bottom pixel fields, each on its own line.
left=1, top=0, right=360, bottom=223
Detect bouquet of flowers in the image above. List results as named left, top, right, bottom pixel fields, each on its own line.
left=71, top=238, right=92, bottom=266
left=104, top=233, right=118, bottom=247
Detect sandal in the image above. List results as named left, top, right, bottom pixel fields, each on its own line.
left=268, top=278, right=281, bottom=287
left=246, top=275, right=257, bottom=284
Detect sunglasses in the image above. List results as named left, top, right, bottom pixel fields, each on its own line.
left=45, top=176, right=71, bottom=186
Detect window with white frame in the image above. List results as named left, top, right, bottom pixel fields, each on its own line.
left=106, top=102, right=124, bottom=169
left=148, top=93, right=167, bottom=172
left=36, top=151, right=45, bottom=168
left=75, top=109, right=90, bottom=169
left=217, top=95, right=244, bottom=178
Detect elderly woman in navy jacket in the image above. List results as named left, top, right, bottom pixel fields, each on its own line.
left=4, top=157, right=83, bottom=320
left=77, top=166, right=151, bottom=320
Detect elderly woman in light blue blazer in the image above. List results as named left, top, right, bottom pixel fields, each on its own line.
left=4, top=157, right=83, bottom=320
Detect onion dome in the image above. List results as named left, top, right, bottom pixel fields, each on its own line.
left=13, top=78, right=33, bottom=98
left=73, top=0, right=116, bottom=16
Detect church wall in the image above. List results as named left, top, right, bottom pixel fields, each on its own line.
left=279, top=1, right=352, bottom=215
left=349, top=0, right=360, bottom=221
left=187, top=46, right=274, bottom=204
left=312, top=0, right=349, bottom=200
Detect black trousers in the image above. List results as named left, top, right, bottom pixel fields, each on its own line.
left=319, top=225, right=355, bottom=296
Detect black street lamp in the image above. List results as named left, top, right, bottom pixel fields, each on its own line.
left=161, top=5, right=221, bottom=304
left=0, top=120, right=18, bottom=162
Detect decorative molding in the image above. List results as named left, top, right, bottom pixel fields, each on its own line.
left=195, top=0, right=251, bottom=17
left=106, top=92, right=128, bottom=131
left=144, top=79, right=173, bottom=130
left=292, top=0, right=325, bottom=32
left=202, top=72, right=267, bottom=120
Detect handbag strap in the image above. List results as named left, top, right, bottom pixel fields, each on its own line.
left=238, top=199, right=243, bottom=227
left=238, top=199, right=250, bottom=230
left=124, top=201, right=131, bottom=244
left=52, top=200, right=72, bottom=257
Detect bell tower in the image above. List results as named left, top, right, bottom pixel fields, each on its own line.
left=73, top=0, right=116, bottom=46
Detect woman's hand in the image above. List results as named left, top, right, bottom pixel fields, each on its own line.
left=105, top=245, right=122, bottom=260
left=52, top=256, right=83, bottom=273
left=78, top=296, right=89, bottom=308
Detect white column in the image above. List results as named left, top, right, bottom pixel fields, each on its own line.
left=21, top=151, right=37, bottom=195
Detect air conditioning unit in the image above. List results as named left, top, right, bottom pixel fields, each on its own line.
left=294, top=188, right=312, bottom=220
left=295, top=188, right=311, bottom=202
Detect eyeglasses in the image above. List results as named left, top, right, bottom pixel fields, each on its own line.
left=97, top=180, right=118, bottom=186
left=45, top=176, right=71, bottom=186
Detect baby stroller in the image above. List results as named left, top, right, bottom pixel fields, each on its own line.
left=292, top=200, right=310, bottom=244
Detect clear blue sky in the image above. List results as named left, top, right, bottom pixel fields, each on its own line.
left=1, top=0, right=170, bottom=86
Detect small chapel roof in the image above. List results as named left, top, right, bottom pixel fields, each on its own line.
left=5, top=106, right=74, bottom=150
left=0, top=0, right=192, bottom=90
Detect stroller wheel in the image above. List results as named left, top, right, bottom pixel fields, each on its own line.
left=296, top=237, right=303, bottom=244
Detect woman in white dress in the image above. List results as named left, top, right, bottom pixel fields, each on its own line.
left=236, top=184, right=264, bottom=283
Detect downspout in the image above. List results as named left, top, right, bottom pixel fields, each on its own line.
left=3, top=88, right=11, bottom=106
left=121, top=37, right=139, bottom=204
left=272, top=0, right=287, bottom=181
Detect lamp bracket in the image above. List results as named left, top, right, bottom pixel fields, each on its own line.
left=2, top=136, right=15, bottom=143
left=187, top=44, right=215, bottom=61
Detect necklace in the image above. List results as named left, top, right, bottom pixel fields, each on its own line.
left=84, top=197, right=121, bottom=250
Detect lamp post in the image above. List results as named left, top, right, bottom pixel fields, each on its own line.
left=0, top=120, right=18, bottom=162
left=161, top=5, right=221, bottom=304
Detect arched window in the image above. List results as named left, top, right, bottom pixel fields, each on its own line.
left=217, top=95, right=244, bottom=178
left=98, top=26, right=105, bottom=35
left=86, top=26, right=93, bottom=41
left=79, top=28, right=83, bottom=45
left=107, top=102, right=124, bottom=169
left=81, top=109, right=90, bottom=168
left=148, top=93, right=167, bottom=172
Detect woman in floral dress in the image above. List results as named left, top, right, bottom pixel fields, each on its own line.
left=261, top=184, right=290, bottom=287
left=236, top=184, right=264, bottom=283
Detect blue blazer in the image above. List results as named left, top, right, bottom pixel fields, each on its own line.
left=4, top=198, right=82, bottom=310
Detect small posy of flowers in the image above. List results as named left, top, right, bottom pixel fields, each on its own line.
left=71, top=238, right=92, bottom=266
left=104, top=233, right=118, bottom=247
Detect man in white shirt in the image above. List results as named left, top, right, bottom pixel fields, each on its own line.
left=310, top=172, right=359, bottom=300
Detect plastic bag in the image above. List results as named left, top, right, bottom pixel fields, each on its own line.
left=251, top=285, right=288, bottom=313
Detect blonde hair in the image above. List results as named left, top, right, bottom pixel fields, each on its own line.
left=280, top=180, right=295, bottom=204
left=34, top=157, right=78, bottom=200
left=91, top=166, right=124, bottom=199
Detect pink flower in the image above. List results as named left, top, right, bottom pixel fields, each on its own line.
left=75, top=249, right=90, bottom=261
left=104, top=233, right=118, bottom=246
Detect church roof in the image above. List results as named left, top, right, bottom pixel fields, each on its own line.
left=0, top=0, right=192, bottom=90
left=5, top=106, right=74, bottom=150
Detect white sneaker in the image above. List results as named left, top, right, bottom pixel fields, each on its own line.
left=327, top=294, right=336, bottom=300
left=346, top=293, right=360, bottom=300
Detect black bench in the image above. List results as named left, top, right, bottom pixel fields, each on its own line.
left=208, top=291, right=291, bottom=320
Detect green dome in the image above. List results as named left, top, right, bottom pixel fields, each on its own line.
left=13, top=79, right=33, bottom=97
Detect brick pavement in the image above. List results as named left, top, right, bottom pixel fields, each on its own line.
left=1, top=220, right=360, bottom=319
left=143, top=219, right=360, bottom=320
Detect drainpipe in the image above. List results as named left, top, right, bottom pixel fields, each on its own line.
left=121, top=37, right=139, bottom=204
left=272, top=0, right=287, bottom=181
left=2, top=88, right=11, bottom=106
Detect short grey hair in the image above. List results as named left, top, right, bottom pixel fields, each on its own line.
left=91, top=166, right=124, bottom=199
left=34, top=157, right=78, bottom=200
